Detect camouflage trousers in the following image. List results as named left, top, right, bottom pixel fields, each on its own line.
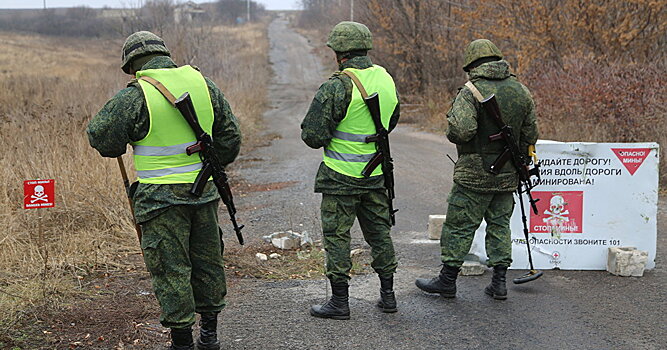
left=321, top=191, right=398, bottom=284
left=441, top=183, right=514, bottom=268
left=140, top=201, right=227, bottom=329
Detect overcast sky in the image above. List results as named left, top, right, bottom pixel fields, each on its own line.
left=0, top=0, right=300, bottom=10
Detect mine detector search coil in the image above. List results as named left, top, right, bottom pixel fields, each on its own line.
left=465, top=81, right=543, bottom=284
left=342, top=70, right=398, bottom=226
left=138, top=76, right=245, bottom=246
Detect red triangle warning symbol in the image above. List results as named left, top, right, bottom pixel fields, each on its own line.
left=611, top=148, right=651, bottom=175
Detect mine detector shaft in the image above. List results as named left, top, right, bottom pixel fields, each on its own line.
left=342, top=71, right=398, bottom=226
left=134, top=76, right=245, bottom=246
left=117, top=156, right=142, bottom=244
left=465, top=81, right=543, bottom=284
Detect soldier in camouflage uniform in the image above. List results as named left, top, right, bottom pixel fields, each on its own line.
left=415, top=39, right=538, bottom=300
left=301, top=21, right=400, bottom=319
left=87, top=31, right=241, bottom=350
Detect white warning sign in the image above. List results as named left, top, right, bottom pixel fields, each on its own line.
left=469, top=141, right=659, bottom=270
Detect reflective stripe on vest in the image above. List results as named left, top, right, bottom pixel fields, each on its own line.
left=332, top=130, right=374, bottom=143
left=136, top=162, right=203, bottom=179
left=132, top=141, right=196, bottom=157
left=323, top=65, right=398, bottom=178
left=324, top=149, right=375, bottom=162
left=131, top=66, right=214, bottom=184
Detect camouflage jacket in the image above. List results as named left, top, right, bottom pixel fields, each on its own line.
left=446, top=60, right=538, bottom=193
left=300, top=56, right=400, bottom=195
left=87, top=56, right=242, bottom=223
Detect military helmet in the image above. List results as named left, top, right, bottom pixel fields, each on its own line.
left=121, top=31, right=171, bottom=74
left=326, top=21, right=373, bottom=52
left=463, top=39, right=503, bottom=71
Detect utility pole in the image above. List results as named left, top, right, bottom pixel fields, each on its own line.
left=247, top=0, right=250, bottom=23
left=43, top=0, right=46, bottom=10
left=350, top=0, right=354, bottom=21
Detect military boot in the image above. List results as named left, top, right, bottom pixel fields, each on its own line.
left=376, top=274, right=397, bottom=313
left=310, top=282, right=350, bottom=320
left=196, top=312, right=220, bottom=350
left=415, top=265, right=459, bottom=298
left=169, top=327, right=194, bottom=350
left=484, top=265, right=508, bottom=300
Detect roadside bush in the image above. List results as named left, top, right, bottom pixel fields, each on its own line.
left=297, top=0, right=667, bottom=185
left=526, top=59, right=667, bottom=183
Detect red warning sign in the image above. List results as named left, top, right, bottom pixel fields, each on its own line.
left=23, top=179, right=55, bottom=209
left=530, top=191, right=583, bottom=234
left=611, top=148, right=650, bottom=175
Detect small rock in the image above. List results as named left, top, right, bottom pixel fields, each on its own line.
left=264, top=230, right=303, bottom=249
left=300, top=230, right=314, bottom=246
left=350, top=248, right=367, bottom=257
left=255, top=253, right=268, bottom=262
left=272, top=236, right=300, bottom=250
left=460, top=261, right=486, bottom=276
left=269, top=253, right=281, bottom=259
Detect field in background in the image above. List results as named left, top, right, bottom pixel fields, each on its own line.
left=0, top=20, right=270, bottom=348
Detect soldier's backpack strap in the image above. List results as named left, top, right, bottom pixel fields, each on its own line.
left=464, top=81, right=485, bottom=102
left=461, top=81, right=487, bottom=161
left=138, top=76, right=177, bottom=107
left=341, top=70, right=369, bottom=99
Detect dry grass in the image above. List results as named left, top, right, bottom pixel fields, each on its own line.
left=0, top=21, right=270, bottom=347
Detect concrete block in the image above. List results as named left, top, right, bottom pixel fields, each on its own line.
left=607, top=247, right=648, bottom=277
left=460, top=261, right=486, bottom=276
left=428, top=215, right=446, bottom=240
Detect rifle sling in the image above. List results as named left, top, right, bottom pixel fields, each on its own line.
left=464, top=81, right=485, bottom=102
left=138, top=76, right=177, bottom=106
left=341, top=70, right=369, bottom=99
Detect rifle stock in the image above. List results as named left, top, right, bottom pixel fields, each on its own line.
left=361, top=152, right=383, bottom=177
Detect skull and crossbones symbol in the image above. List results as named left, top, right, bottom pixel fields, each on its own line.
left=30, top=185, right=48, bottom=203
left=543, top=195, right=569, bottom=223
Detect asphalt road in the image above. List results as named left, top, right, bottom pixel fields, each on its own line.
left=217, top=16, right=666, bottom=350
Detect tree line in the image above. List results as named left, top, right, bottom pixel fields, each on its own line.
left=299, top=0, right=667, bottom=183
left=0, top=0, right=266, bottom=38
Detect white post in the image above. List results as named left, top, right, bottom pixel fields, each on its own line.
left=247, top=0, right=250, bottom=22
left=350, top=0, right=354, bottom=21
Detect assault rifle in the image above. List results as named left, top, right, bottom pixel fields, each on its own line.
left=360, top=92, right=398, bottom=226
left=481, top=94, right=542, bottom=284
left=175, top=92, right=245, bottom=245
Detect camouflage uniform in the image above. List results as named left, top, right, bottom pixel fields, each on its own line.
left=416, top=39, right=538, bottom=300
left=441, top=50, right=538, bottom=269
left=87, top=54, right=241, bottom=330
left=301, top=54, right=400, bottom=284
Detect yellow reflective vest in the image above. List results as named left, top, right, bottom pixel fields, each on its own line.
left=131, top=66, right=214, bottom=184
left=323, top=65, right=398, bottom=178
